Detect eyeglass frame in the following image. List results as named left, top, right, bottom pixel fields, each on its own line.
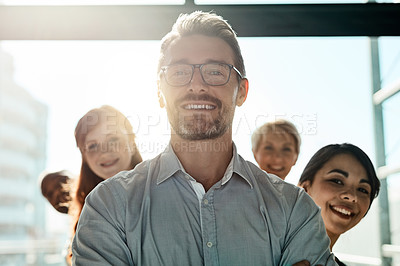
left=160, top=62, right=244, bottom=87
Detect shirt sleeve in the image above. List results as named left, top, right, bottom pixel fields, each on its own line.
left=72, top=182, right=134, bottom=266
left=279, top=189, right=338, bottom=266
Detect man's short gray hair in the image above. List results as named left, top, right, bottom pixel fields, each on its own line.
left=158, top=11, right=245, bottom=79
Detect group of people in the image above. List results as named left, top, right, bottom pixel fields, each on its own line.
left=40, top=11, right=380, bottom=266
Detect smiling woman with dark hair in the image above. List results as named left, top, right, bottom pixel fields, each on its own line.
left=298, top=143, right=380, bottom=265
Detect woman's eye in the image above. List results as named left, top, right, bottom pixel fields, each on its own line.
left=358, top=187, right=370, bottom=195
left=329, top=178, right=343, bottom=185
left=282, top=147, right=293, bottom=152
left=264, top=146, right=273, bottom=150
left=87, top=143, right=98, bottom=152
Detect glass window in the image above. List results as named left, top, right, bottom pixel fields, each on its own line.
left=1, top=36, right=399, bottom=265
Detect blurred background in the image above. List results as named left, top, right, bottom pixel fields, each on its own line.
left=0, top=1, right=399, bottom=265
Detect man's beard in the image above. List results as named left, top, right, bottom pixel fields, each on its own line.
left=167, top=94, right=235, bottom=141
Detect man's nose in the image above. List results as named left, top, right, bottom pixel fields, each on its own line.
left=187, top=68, right=207, bottom=93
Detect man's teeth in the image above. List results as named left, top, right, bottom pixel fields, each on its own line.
left=332, top=206, right=351, bottom=216
left=184, top=104, right=215, bottom=110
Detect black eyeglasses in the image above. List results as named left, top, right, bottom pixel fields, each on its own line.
left=160, top=63, right=243, bottom=87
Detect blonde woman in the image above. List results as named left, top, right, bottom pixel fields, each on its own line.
left=252, top=119, right=300, bottom=179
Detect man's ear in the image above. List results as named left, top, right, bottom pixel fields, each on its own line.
left=236, top=78, right=249, bottom=106
left=299, top=180, right=311, bottom=193
left=157, top=81, right=165, bottom=108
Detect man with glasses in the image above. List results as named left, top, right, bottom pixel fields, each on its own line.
left=73, top=11, right=336, bottom=266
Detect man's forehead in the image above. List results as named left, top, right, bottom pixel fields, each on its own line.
left=164, top=34, right=235, bottom=65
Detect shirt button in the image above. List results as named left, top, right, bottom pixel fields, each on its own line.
left=207, top=241, right=213, bottom=248
left=203, top=199, right=209, bottom=205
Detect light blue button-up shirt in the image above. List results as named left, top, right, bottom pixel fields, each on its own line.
left=72, top=143, right=336, bottom=266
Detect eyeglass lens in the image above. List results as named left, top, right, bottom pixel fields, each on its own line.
left=164, top=63, right=231, bottom=86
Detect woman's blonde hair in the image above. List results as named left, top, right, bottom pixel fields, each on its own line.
left=251, top=119, right=301, bottom=154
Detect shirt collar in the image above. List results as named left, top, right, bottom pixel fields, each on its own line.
left=157, top=142, right=253, bottom=188
left=156, top=143, right=182, bottom=185
left=231, top=143, right=253, bottom=188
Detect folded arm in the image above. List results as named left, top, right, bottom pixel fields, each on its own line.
left=72, top=183, right=134, bottom=266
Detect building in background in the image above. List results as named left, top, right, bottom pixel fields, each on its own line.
left=0, top=33, right=399, bottom=264
left=0, top=49, right=51, bottom=265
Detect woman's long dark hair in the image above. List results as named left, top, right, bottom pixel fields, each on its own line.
left=72, top=105, right=142, bottom=232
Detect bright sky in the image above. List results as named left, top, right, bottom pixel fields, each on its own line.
left=0, top=38, right=383, bottom=181
left=1, top=36, right=399, bottom=258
